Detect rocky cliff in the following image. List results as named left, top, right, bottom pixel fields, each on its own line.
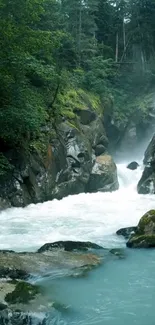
left=0, top=107, right=119, bottom=208
left=137, top=134, right=155, bottom=194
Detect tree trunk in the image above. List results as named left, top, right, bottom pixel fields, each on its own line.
left=78, top=0, right=82, bottom=66
left=115, top=32, right=119, bottom=62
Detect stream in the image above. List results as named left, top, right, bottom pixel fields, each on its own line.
left=0, top=158, right=155, bottom=324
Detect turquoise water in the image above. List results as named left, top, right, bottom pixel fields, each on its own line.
left=1, top=162, right=155, bottom=324
left=40, top=249, right=155, bottom=325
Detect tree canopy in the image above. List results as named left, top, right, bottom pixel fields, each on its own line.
left=0, top=0, right=155, bottom=151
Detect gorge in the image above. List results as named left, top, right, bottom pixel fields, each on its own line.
left=1, top=0, right=155, bottom=324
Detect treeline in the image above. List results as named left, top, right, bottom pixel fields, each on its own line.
left=0, top=0, right=155, bottom=150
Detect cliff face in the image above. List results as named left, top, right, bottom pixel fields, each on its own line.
left=137, top=134, right=155, bottom=194
left=0, top=108, right=119, bottom=208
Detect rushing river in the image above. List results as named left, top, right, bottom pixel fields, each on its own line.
left=1, top=159, right=155, bottom=324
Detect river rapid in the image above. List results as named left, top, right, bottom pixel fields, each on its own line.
left=0, top=156, right=155, bottom=324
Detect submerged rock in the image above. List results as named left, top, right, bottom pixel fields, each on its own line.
left=127, top=210, right=155, bottom=248
left=38, top=241, right=103, bottom=253
left=86, top=154, right=119, bottom=193
left=109, top=248, right=126, bottom=259
left=127, top=161, right=139, bottom=170
left=116, top=227, right=137, bottom=239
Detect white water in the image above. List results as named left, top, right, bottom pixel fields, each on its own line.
left=0, top=161, right=154, bottom=252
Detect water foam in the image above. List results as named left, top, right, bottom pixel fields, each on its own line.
left=0, top=162, right=154, bottom=251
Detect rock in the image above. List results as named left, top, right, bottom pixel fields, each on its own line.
left=116, top=227, right=137, bottom=239
left=110, top=248, right=126, bottom=259
left=0, top=308, right=47, bottom=325
left=95, top=144, right=106, bottom=156
left=0, top=110, right=112, bottom=207
left=127, top=161, right=139, bottom=170
left=86, top=154, right=119, bottom=193
left=38, top=241, right=103, bottom=253
left=137, top=134, right=155, bottom=194
left=137, top=166, right=153, bottom=194
left=0, top=250, right=102, bottom=277
left=127, top=234, right=155, bottom=248
left=75, top=108, right=96, bottom=125
left=127, top=210, right=155, bottom=248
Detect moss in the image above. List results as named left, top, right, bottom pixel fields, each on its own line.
left=138, top=210, right=155, bottom=234
left=5, top=281, right=40, bottom=305
left=56, top=87, right=102, bottom=121
left=127, top=234, right=155, bottom=248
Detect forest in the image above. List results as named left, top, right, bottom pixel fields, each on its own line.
left=0, top=0, right=155, bottom=154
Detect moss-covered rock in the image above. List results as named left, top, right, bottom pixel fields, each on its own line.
left=127, top=234, right=155, bottom=248
left=5, top=282, right=40, bottom=305
left=127, top=210, right=155, bottom=248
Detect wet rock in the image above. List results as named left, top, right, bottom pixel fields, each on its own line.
left=95, top=144, right=106, bottom=156
left=38, top=241, right=103, bottom=253
left=116, top=227, right=137, bottom=239
left=109, top=248, right=126, bottom=259
left=137, top=134, right=155, bottom=194
left=127, top=161, right=139, bottom=170
left=0, top=308, right=47, bottom=325
left=0, top=268, right=28, bottom=280
left=86, top=155, right=119, bottom=193
left=127, top=210, right=155, bottom=248
left=0, top=250, right=102, bottom=277
left=0, top=111, right=112, bottom=207
left=127, top=234, right=155, bottom=248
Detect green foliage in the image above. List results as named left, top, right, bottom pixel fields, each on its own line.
left=0, top=154, right=13, bottom=176
left=5, top=281, right=40, bottom=304
left=0, top=0, right=155, bottom=159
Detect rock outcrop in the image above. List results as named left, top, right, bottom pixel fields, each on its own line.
left=137, top=135, right=155, bottom=194
left=127, top=210, right=155, bottom=248
left=0, top=109, right=118, bottom=208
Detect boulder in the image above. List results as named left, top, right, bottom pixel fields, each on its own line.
left=86, top=155, right=119, bottom=193
left=127, top=210, right=155, bottom=248
left=127, top=161, right=139, bottom=170
left=116, top=227, right=137, bottom=239
left=95, top=144, right=106, bottom=156
left=38, top=240, right=103, bottom=253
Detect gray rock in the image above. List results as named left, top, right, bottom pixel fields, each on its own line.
left=127, top=161, right=139, bottom=170
left=116, top=227, right=137, bottom=239
left=86, top=155, right=119, bottom=193
left=137, top=134, right=155, bottom=194
left=38, top=241, right=103, bottom=253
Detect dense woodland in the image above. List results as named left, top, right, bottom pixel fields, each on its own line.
left=1, top=0, right=155, bottom=159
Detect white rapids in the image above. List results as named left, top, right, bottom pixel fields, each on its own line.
left=0, top=160, right=155, bottom=252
